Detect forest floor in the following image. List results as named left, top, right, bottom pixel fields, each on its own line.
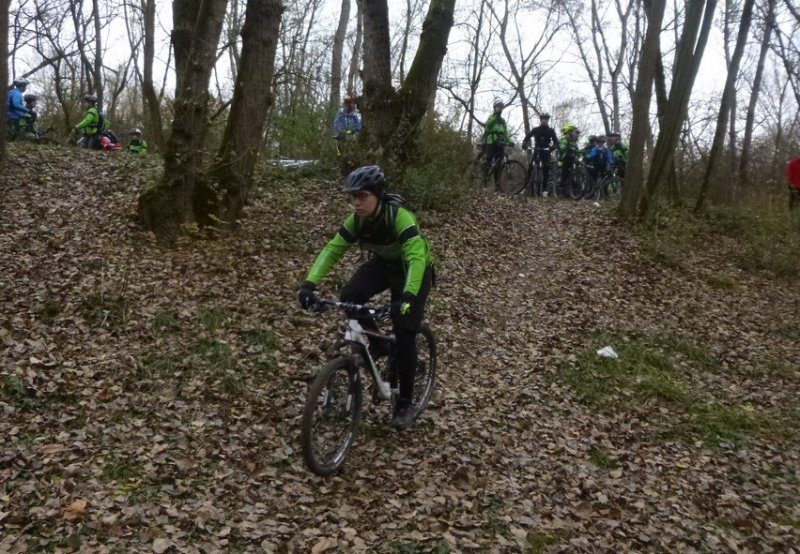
left=1, top=144, right=799, bottom=553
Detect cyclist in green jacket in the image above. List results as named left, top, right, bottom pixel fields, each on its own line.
left=607, top=132, right=628, bottom=177
left=127, top=128, right=148, bottom=154
left=558, top=124, right=581, bottom=192
left=483, top=100, right=513, bottom=174
left=297, top=166, right=434, bottom=429
left=74, top=94, right=104, bottom=150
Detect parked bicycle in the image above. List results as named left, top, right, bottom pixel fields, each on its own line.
left=562, top=158, right=592, bottom=200
left=577, top=166, right=623, bottom=201
left=476, top=143, right=525, bottom=194
left=300, top=299, right=437, bottom=476
left=525, top=147, right=557, bottom=197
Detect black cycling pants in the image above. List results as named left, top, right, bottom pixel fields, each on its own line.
left=340, top=258, right=433, bottom=403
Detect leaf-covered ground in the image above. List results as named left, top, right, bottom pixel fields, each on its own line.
left=1, top=145, right=799, bottom=553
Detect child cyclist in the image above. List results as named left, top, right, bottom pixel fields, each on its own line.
left=297, top=165, right=434, bottom=429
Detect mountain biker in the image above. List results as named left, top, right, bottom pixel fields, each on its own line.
left=607, top=132, right=628, bottom=178
left=127, top=128, right=148, bottom=154
left=522, top=113, right=559, bottom=194
left=558, top=124, right=581, bottom=193
left=6, top=77, right=32, bottom=140
left=585, top=135, right=614, bottom=180
left=297, top=165, right=434, bottom=429
left=333, top=94, right=362, bottom=140
left=483, top=100, right=513, bottom=177
left=74, top=94, right=105, bottom=150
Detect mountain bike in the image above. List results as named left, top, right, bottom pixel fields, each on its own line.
left=562, top=158, right=592, bottom=200
left=525, top=147, right=556, bottom=197
left=300, top=299, right=437, bottom=476
left=579, top=167, right=623, bottom=201
left=487, top=144, right=526, bottom=195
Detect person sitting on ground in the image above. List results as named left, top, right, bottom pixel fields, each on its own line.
left=787, top=156, right=800, bottom=213
left=127, top=128, right=148, bottom=154
left=99, top=129, right=123, bottom=151
left=558, top=124, right=581, bottom=193
left=6, top=77, right=32, bottom=140
left=74, top=94, right=106, bottom=150
left=17, top=93, right=40, bottom=140
left=607, top=132, right=628, bottom=178
left=521, top=112, right=559, bottom=193
left=483, top=100, right=513, bottom=177
left=333, top=94, right=362, bottom=140
left=297, top=165, right=434, bottom=429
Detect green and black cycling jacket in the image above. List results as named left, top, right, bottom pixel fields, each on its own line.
left=305, top=200, right=432, bottom=296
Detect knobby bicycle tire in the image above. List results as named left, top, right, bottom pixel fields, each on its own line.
left=567, top=167, right=586, bottom=200
left=412, top=324, right=437, bottom=418
left=527, top=163, right=542, bottom=197
left=496, top=160, right=526, bottom=195
left=601, top=175, right=623, bottom=200
left=300, top=356, right=362, bottom=476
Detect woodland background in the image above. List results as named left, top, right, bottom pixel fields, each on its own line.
left=1, top=1, right=799, bottom=552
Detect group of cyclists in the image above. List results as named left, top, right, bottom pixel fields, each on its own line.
left=6, top=77, right=148, bottom=154
left=483, top=100, right=628, bottom=196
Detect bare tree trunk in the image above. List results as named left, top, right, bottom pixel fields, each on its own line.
left=740, top=0, right=776, bottom=185
left=138, top=0, right=228, bottom=238
left=92, top=0, right=103, bottom=106
left=330, top=0, right=350, bottom=111
left=143, top=0, right=165, bottom=150
left=640, top=0, right=717, bottom=220
left=695, top=0, right=755, bottom=211
left=358, top=0, right=455, bottom=170
left=209, top=0, right=283, bottom=225
left=347, top=4, right=362, bottom=94
left=0, top=0, right=8, bottom=164
left=619, top=0, right=666, bottom=220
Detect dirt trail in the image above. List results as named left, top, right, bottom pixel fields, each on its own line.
left=1, top=146, right=798, bottom=552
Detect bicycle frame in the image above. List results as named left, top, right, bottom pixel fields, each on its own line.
left=317, top=300, right=396, bottom=401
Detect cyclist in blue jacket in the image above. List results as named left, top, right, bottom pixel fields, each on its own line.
left=6, top=77, right=32, bottom=139
left=333, top=95, right=362, bottom=139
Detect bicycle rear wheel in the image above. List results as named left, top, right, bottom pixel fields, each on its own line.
left=600, top=175, right=623, bottom=200
left=300, top=356, right=362, bottom=476
left=495, top=160, right=526, bottom=195
left=411, top=324, right=437, bottom=418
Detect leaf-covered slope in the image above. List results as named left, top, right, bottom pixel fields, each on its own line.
left=1, top=145, right=798, bottom=552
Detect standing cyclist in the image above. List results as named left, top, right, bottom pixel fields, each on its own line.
left=522, top=113, right=559, bottom=195
left=333, top=94, right=362, bottom=139
left=558, top=124, right=581, bottom=195
left=6, top=77, right=32, bottom=140
left=607, top=132, right=628, bottom=178
left=483, top=100, right=513, bottom=182
left=74, top=94, right=104, bottom=149
left=297, top=166, right=434, bottom=429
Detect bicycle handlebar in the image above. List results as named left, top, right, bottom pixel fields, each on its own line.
left=311, top=298, right=391, bottom=320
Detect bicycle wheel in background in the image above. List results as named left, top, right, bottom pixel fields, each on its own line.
left=528, top=164, right=543, bottom=197
left=300, top=356, right=362, bottom=476
left=568, top=166, right=590, bottom=200
left=601, top=175, right=623, bottom=200
left=496, top=160, right=527, bottom=195
left=411, top=324, right=437, bottom=419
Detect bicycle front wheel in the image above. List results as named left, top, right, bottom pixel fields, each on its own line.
left=300, top=356, right=362, bottom=476
left=412, top=324, right=438, bottom=418
left=496, top=160, right=527, bottom=195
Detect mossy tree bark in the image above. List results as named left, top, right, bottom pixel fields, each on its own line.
left=137, top=0, right=228, bottom=238
left=208, top=0, right=284, bottom=225
left=357, top=0, right=455, bottom=173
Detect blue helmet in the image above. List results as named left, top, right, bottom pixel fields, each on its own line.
left=341, top=165, right=386, bottom=195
